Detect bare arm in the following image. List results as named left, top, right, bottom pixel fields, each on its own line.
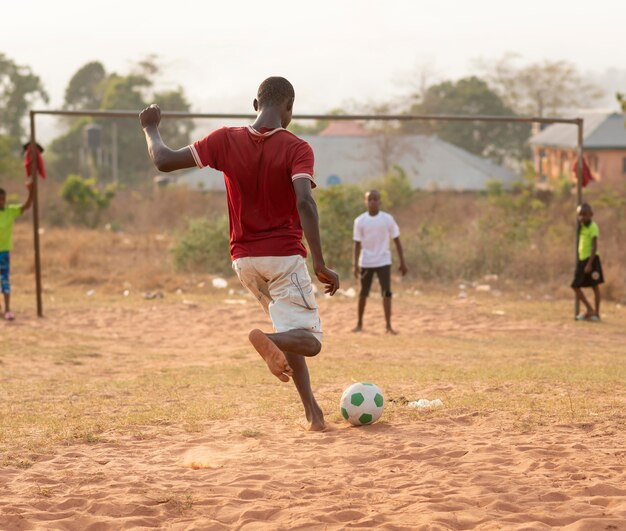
left=353, top=241, right=361, bottom=279
left=293, top=178, right=339, bottom=295
left=21, top=181, right=34, bottom=213
left=394, top=237, right=408, bottom=276
left=584, top=237, right=598, bottom=273
left=140, top=104, right=196, bottom=172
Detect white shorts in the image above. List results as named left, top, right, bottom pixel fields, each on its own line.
left=232, top=255, right=323, bottom=342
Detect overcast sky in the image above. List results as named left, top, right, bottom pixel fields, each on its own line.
left=2, top=0, right=625, bottom=139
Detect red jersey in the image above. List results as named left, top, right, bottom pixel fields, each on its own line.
left=189, top=126, right=315, bottom=260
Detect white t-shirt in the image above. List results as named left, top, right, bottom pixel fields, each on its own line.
left=353, top=211, right=400, bottom=268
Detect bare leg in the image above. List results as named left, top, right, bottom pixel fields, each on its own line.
left=284, top=352, right=325, bottom=431
left=573, top=288, right=593, bottom=316
left=2, top=293, right=8, bottom=313
left=250, top=329, right=325, bottom=430
left=353, top=296, right=366, bottom=332
left=592, top=285, right=601, bottom=317
left=383, top=296, right=396, bottom=334
left=266, top=329, right=321, bottom=357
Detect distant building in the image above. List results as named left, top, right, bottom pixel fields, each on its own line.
left=174, top=121, right=516, bottom=192
left=319, top=120, right=370, bottom=137
left=530, top=113, right=626, bottom=186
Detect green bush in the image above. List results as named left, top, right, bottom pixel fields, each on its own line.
left=315, top=184, right=364, bottom=276
left=368, top=165, right=413, bottom=209
left=60, top=174, right=116, bottom=227
left=172, top=184, right=366, bottom=277
left=173, top=215, right=231, bottom=275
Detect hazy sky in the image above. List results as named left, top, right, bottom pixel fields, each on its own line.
left=2, top=0, right=625, bottom=139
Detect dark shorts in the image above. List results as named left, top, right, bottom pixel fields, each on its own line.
left=571, top=255, right=604, bottom=288
left=359, top=265, right=392, bottom=298
left=0, top=251, right=10, bottom=294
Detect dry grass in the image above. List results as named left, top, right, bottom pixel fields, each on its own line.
left=1, top=286, right=625, bottom=459
left=9, top=185, right=626, bottom=302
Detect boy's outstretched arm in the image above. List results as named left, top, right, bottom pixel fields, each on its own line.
left=21, top=180, right=34, bottom=213
left=139, top=104, right=196, bottom=172
left=394, top=237, right=408, bottom=276
left=293, top=178, right=340, bottom=295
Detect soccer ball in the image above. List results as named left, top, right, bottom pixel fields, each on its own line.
left=340, top=382, right=384, bottom=426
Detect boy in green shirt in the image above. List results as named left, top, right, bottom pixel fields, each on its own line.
left=0, top=181, right=34, bottom=321
left=571, top=203, right=603, bottom=321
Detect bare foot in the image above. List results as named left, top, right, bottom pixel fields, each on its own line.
left=352, top=324, right=363, bottom=333
left=305, top=403, right=326, bottom=431
left=248, top=329, right=293, bottom=383
left=386, top=326, right=398, bottom=335
left=308, top=418, right=326, bottom=432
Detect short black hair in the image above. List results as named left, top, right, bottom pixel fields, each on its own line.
left=257, top=77, right=295, bottom=107
left=0, top=188, right=5, bottom=196
left=578, top=202, right=593, bottom=214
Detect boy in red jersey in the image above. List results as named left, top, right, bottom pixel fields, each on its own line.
left=140, top=77, right=339, bottom=430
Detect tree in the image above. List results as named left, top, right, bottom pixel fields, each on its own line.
left=0, top=52, right=48, bottom=139
left=0, top=135, right=21, bottom=178
left=475, top=54, right=603, bottom=117
left=64, top=61, right=106, bottom=110
left=618, top=93, right=626, bottom=112
left=403, top=76, right=531, bottom=162
left=397, top=59, right=442, bottom=107
left=50, top=59, right=192, bottom=183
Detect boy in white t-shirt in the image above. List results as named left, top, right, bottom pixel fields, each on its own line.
left=352, top=190, right=407, bottom=334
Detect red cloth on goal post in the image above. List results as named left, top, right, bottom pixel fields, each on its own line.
left=572, top=156, right=594, bottom=188
left=23, top=142, right=47, bottom=179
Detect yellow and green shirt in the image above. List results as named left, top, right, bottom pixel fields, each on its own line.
left=578, top=221, right=599, bottom=261
left=0, top=204, right=23, bottom=252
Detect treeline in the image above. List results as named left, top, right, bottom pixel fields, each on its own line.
left=291, top=55, right=607, bottom=164
left=0, top=51, right=622, bottom=187
left=0, top=54, right=192, bottom=184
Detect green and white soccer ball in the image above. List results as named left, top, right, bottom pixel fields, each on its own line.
left=340, top=382, right=384, bottom=426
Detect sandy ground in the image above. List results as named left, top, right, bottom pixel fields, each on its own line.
left=1, top=290, right=625, bottom=530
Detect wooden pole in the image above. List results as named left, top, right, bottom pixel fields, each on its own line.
left=574, top=118, right=584, bottom=319
left=29, top=112, right=44, bottom=317
left=112, top=121, right=119, bottom=184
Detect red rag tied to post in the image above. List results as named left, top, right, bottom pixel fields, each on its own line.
left=571, top=157, right=593, bottom=187
left=23, top=143, right=47, bottom=179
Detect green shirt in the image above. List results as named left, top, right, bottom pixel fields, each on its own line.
left=0, top=204, right=23, bottom=251
left=578, top=221, right=599, bottom=261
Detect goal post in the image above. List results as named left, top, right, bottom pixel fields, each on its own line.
left=28, top=109, right=585, bottom=318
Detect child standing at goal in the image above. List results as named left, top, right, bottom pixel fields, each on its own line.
left=0, top=181, right=33, bottom=321
left=353, top=190, right=407, bottom=334
left=571, top=202, right=603, bottom=321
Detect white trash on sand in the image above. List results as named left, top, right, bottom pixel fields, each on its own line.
left=212, top=277, right=228, bottom=289
left=408, top=398, right=444, bottom=410
left=224, top=299, right=247, bottom=305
